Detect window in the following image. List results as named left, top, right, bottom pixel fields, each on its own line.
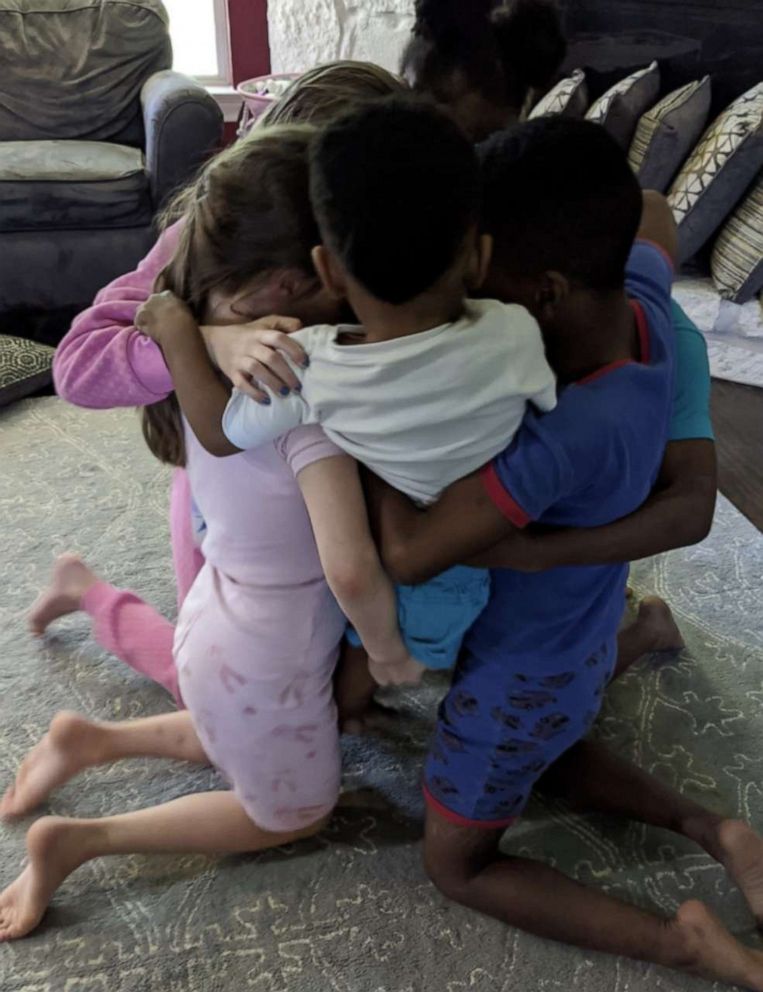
left=164, top=0, right=232, bottom=86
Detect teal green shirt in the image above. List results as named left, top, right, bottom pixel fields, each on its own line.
left=670, top=300, right=714, bottom=442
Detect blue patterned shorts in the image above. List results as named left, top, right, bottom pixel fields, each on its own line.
left=424, top=639, right=617, bottom=827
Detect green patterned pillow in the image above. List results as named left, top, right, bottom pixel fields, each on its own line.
left=0, top=335, right=54, bottom=407
left=669, top=82, right=763, bottom=263
left=586, top=61, right=660, bottom=149
left=529, top=70, right=588, bottom=119
left=711, top=175, right=763, bottom=303
left=628, top=77, right=712, bottom=192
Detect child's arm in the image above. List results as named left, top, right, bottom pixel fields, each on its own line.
left=136, top=292, right=240, bottom=456
left=297, top=455, right=424, bottom=686
left=136, top=291, right=307, bottom=456
left=54, top=220, right=305, bottom=414
left=201, top=320, right=307, bottom=403
left=638, top=190, right=678, bottom=265
left=469, top=439, right=717, bottom=570
left=54, top=225, right=183, bottom=408
left=367, top=470, right=518, bottom=586
left=367, top=398, right=608, bottom=584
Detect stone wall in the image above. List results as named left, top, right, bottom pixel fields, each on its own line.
left=267, top=0, right=416, bottom=75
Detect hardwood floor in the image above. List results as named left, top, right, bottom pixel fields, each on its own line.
left=711, top=379, right=763, bottom=533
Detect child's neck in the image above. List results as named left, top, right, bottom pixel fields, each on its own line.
left=548, top=290, right=639, bottom=385
left=345, top=280, right=467, bottom=344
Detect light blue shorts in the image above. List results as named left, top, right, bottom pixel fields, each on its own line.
left=346, top=565, right=491, bottom=670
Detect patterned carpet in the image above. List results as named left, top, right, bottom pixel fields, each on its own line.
left=1, top=396, right=762, bottom=992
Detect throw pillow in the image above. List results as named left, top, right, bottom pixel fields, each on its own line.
left=0, top=335, right=54, bottom=407
left=669, top=82, right=763, bottom=263
left=628, top=77, right=712, bottom=191
left=711, top=175, right=763, bottom=303
left=586, top=61, right=660, bottom=149
left=529, top=70, right=588, bottom=119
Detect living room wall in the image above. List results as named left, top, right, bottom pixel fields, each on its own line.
left=268, top=0, right=415, bottom=74
left=267, top=0, right=760, bottom=115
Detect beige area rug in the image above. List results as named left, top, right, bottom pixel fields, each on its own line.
left=1, top=397, right=763, bottom=991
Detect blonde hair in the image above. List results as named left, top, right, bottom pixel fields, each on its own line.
left=257, top=60, right=406, bottom=129
left=142, top=124, right=319, bottom=468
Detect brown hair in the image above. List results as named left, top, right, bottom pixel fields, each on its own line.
left=142, top=61, right=406, bottom=468
left=256, top=60, right=406, bottom=130
left=141, top=124, right=320, bottom=467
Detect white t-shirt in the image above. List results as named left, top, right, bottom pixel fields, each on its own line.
left=223, top=299, right=557, bottom=505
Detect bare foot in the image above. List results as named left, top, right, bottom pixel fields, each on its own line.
left=0, top=816, right=96, bottom=941
left=637, top=596, right=685, bottom=654
left=718, top=820, right=763, bottom=929
left=0, top=712, right=105, bottom=821
left=673, top=900, right=763, bottom=990
left=28, top=554, right=99, bottom=638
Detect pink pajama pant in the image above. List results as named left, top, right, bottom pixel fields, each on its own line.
left=174, top=563, right=344, bottom=832
left=81, top=469, right=202, bottom=706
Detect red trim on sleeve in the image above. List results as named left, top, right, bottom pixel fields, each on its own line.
left=630, top=300, right=650, bottom=363
left=480, top=463, right=531, bottom=528
left=424, top=786, right=518, bottom=830
left=636, top=238, right=675, bottom=274
left=576, top=358, right=634, bottom=385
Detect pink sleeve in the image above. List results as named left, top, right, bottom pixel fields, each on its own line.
left=276, top=426, right=346, bottom=476
left=53, top=222, right=184, bottom=409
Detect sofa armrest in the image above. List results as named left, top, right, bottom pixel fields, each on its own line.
left=141, top=70, right=223, bottom=210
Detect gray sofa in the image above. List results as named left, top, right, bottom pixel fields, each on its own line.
left=0, top=0, right=223, bottom=341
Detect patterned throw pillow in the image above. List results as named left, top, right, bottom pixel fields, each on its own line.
left=669, top=83, right=763, bottom=264
left=586, top=61, right=660, bottom=150
left=628, top=77, right=712, bottom=192
left=529, top=70, right=588, bottom=120
left=711, top=175, right=763, bottom=303
left=0, top=335, right=54, bottom=407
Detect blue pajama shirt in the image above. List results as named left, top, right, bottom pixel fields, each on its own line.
left=424, top=242, right=680, bottom=827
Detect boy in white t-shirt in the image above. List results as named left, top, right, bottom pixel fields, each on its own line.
left=147, top=98, right=555, bottom=702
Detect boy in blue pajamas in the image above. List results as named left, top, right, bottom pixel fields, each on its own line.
left=424, top=237, right=675, bottom=825
left=370, top=119, right=763, bottom=987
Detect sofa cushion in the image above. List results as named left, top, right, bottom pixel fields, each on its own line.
left=711, top=175, right=763, bottom=304
left=0, top=140, right=152, bottom=231
left=0, top=0, right=171, bottom=144
left=0, top=335, right=54, bottom=407
left=628, top=77, right=712, bottom=192
left=586, top=61, right=660, bottom=150
left=669, top=82, right=763, bottom=263
left=529, top=70, right=589, bottom=119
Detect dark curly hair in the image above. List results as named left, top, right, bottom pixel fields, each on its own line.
left=402, top=0, right=566, bottom=121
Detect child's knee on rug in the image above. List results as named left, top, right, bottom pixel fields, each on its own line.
left=422, top=809, right=502, bottom=905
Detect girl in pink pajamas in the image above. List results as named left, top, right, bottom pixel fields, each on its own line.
left=0, top=121, right=414, bottom=942
left=34, top=215, right=312, bottom=704
left=31, top=60, right=407, bottom=706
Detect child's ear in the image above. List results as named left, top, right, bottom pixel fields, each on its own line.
left=465, top=233, right=493, bottom=290
left=536, top=271, right=569, bottom=321
left=311, top=246, right=346, bottom=301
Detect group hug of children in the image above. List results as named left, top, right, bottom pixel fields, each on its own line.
left=3, top=56, right=763, bottom=989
